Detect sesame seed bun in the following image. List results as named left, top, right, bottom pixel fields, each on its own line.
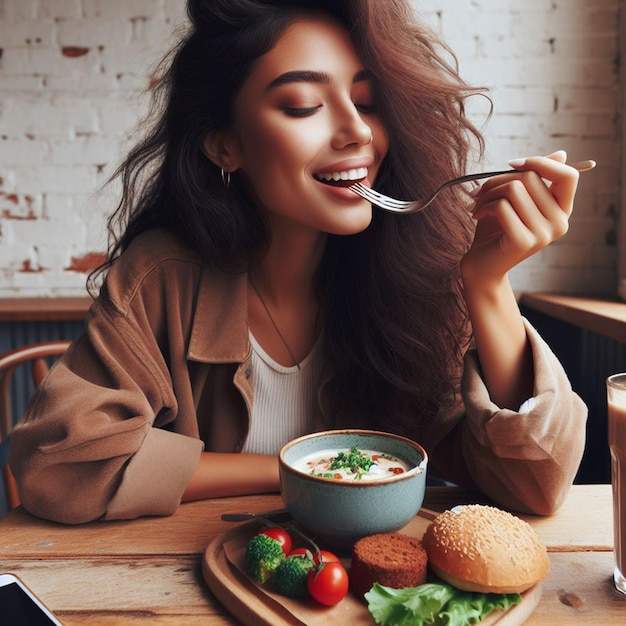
left=421, top=504, right=550, bottom=594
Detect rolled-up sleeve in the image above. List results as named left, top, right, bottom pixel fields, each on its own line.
left=459, top=319, right=587, bottom=515
left=9, top=245, right=206, bottom=524
left=105, top=426, right=203, bottom=520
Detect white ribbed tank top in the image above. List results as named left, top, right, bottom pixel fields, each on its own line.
left=241, top=331, right=322, bottom=455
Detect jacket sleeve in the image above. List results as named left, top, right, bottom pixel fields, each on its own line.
left=428, top=319, right=587, bottom=515
left=9, top=263, right=204, bottom=524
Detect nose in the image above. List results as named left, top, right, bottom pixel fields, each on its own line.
left=331, top=103, right=373, bottom=150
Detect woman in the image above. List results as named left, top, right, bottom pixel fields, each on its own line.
left=10, top=0, right=586, bottom=524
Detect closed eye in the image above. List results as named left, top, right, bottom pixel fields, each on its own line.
left=283, top=105, right=322, bottom=117
left=356, top=103, right=376, bottom=114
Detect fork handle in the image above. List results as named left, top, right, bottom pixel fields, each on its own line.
left=568, top=159, right=597, bottom=172
left=457, top=159, right=596, bottom=186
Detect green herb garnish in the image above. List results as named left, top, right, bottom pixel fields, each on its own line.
left=331, top=447, right=374, bottom=478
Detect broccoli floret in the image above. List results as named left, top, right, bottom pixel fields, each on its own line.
left=245, top=533, right=286, bottom=583
left=273, top=554, right=315, bottom=598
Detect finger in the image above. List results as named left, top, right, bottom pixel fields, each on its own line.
left=471, top=200, right=540, bottom=269
left=474, top=151, right=567, bottom=195
left=507, top=149, right=567, bottom=170
left=545, top=149, right=567, bottom=164
left=473, top=194, right=539, bottom=256
left=472, top=198, right=565, bottom=272
left=505, top=153, right=579, bottom=211
left=472, top=177, right=570, bottom=245
left=475, top=155, right=577, bottom=217
left=475, top=171, right=569, bottom=224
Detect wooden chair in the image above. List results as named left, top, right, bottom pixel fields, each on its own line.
left=0, top=340, right=72, bottom=512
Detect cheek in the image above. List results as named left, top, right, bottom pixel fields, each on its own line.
left=235, top=124, right=313, bottom=208
left=372, top=120, right=390, bottom=159
left=238, top=116, right=320, bottom=175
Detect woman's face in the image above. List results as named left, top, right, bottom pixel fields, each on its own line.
left=221, top=16, right=389, bottom=236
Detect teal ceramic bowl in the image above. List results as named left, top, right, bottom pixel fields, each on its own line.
left=279, top=429, right=428, bottom=550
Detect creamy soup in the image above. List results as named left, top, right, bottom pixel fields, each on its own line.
left=293, top=447, right=412, bottom=481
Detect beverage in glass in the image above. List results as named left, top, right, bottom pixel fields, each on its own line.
left=607, top=373, right=626, bottom=595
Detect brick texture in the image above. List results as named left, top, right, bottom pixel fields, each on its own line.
left=0, top=0, right=621, bottom=296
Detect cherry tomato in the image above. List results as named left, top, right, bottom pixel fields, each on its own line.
left=289, top=547, right=340, bottom=565
left=256, top=527, right=293, bottom=556
left=307, top=561, right=349, bottom=606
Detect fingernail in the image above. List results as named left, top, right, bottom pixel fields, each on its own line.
left=507, top=158, right=526, bottom=168
left=469, top=185, right=482, bottom=197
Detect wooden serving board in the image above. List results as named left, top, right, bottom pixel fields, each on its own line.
left=202, top=508, right=542, bottom=626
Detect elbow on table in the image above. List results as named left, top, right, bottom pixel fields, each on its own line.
left=486, top=469, right=575, bottom=517
left=16, top=466, right=113, bottom=525
left=512, top=491, right=567, bottom=517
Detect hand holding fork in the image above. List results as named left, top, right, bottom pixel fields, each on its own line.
left=349, top=159, right=595, bottom=214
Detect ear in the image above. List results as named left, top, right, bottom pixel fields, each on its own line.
left=202, top=130, right=241, bottom=172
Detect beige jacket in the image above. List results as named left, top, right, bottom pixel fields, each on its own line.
left=10, top=229, right=587, bottom=524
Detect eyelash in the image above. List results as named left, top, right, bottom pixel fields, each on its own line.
left=283, top=103, right=376, bottom=117
left=356, top=103, right=376, bottom=114
left=283, top=106, right=322, bottom=117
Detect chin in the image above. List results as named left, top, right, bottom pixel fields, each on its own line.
left=329, top=206, right=373, bottom=235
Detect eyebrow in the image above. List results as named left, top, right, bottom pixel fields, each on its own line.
left=267, top=69, right=371, bottom=91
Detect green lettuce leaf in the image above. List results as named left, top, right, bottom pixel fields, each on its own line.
left=439, top=591, right=521, bottom=626
left=365, top=582, right=522, bottom=626
left=365, top=583, right=455, bottom=625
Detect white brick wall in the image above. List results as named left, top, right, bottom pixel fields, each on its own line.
left=0, top=0, right=621, bottom=296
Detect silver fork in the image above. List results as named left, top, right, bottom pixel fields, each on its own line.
left=349, top=159, right=596, bottom=214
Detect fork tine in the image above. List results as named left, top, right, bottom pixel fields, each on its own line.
left=350, top=183, right=412, bottom=210
left=349, top=184, right=376, bottom=204
left=351, top=185, right=389, bottom=207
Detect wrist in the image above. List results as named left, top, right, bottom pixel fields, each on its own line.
left=461, top=263, right=510, bottom=304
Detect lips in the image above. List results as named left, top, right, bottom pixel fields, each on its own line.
left=314, top=166, right=368, bottom=188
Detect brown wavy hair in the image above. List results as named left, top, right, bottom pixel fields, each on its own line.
left=93, top=0, right=488, bottom=439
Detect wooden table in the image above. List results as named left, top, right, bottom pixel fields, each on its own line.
left=0, top=484, right=623, bottom=624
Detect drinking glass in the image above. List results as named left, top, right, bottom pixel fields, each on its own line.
left=607, top=373, right=626, bottom=595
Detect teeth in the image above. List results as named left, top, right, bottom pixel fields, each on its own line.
left=316, top=167, right=368, bottom=182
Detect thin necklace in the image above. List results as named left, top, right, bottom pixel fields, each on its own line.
left=248, top=275, right=302, bottom=370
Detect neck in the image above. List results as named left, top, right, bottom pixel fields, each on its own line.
left=251, top=228, right=326, bottom=303
left=247, top=233, right=325, bottom=368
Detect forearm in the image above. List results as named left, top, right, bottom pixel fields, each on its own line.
left=458, top=152, right=582, bottom=409
left=462, top=272, right=533, bottom=410
left=182, top=451, right=280, bottom=501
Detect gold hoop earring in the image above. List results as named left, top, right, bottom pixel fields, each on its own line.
left=221, top=164, right=231, bottom=189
